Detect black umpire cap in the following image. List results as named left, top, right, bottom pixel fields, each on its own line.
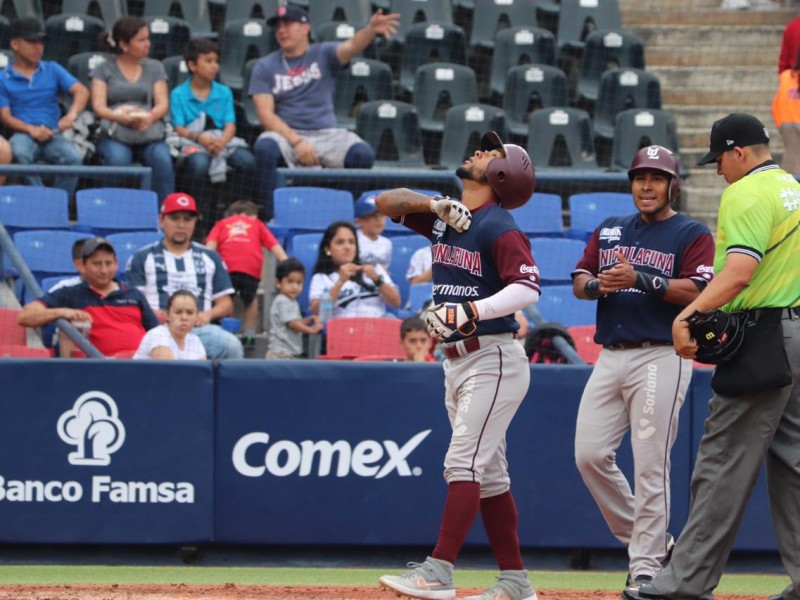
left=697, top=113, right=770, bottom=166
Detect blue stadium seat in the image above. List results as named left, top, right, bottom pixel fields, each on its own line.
left=356, top=188, right=442, bottom=237
left=74, top=188, right=160, bottom=236
left=387, top=234, right=429, bottom=314
left=0, top=186, right=70, bottom=236
left=566, top=192, right=631, bottom=241
left=512, top=193, right=564, bottom=237
left=271, top=187, right=355, bottom=245
left=537, top=284, right=596, bottom=327
left=285, top=232, right=323, bottom=314
left=13, top=230, right=94, bottom=282
left=529, top=237, right=586, bottom=284
left=400, top=281, right=433, bottom=318
left=106, top=231, right=163, bottom=281
left=23, top=274, right=80, bottom=306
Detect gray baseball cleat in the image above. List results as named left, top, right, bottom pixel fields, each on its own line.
left=379, top=556, right=455, bottom=600
left=462, top=570, right=538, bottom=600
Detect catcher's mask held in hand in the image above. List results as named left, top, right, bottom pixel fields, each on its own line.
left=683, top=309, right=748, bottom=364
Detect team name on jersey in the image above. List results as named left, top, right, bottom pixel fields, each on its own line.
left=600, top=245, right=675, bottom=275
left=433, top=284, right=480, bottom=297
left=599, top=226, right=623, bottom=242
left=272, top=63, right=322, bottom=94
left=431, top=243, right=482, bottom=276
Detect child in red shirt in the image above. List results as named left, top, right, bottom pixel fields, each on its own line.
left=206, top=200, right=287, bottom=346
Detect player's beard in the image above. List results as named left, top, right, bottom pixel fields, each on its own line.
left=456, top=165, right=488, bottom=183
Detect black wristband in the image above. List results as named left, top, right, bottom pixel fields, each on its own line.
left=634, top=271, right=669, bottom=297
left=461, top=301, right=477, bottom=321
left=374, top=276, right=385, bottom=287
left=584, top=278, right=602, bottom=300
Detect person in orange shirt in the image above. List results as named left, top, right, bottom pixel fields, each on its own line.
left=773, top=47, right=800, bottom=175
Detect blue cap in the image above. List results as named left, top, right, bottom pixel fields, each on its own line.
left=267, top=5, right=310, bottom=26
left=355, top=194, right=380, bottom=218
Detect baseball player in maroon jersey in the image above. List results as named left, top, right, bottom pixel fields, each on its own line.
left=375, top=132, right=539, bottom=600
left=570, top=146, right=716, bottom=598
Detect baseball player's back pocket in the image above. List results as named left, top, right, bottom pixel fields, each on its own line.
left=711, top=308, right=792, bottom=397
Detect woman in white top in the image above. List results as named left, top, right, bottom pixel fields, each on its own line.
left=309, top=221, right=401, bottom=319
left=134, top=290, right=207, bottom=360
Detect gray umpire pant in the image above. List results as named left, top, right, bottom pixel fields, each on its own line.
left=651, top=312, right=800, bottom=599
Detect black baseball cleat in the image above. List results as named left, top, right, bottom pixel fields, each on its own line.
left=622, top=575, right=653, bottom=600
left=637, top=582, right=668, bottom=599
left=768, top=595, right=785, bottom=600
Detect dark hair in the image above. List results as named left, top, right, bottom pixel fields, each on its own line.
left=167, top=289, right=198, bottom=310
left=276, top=257, right=305, bottom=281
left=401, top=317, right=427, bottom=338
left=313, top=221, right=376, bottom=292
left=183, top=38, right=219, bottom=64
left=101, top=17, right=148, bottom=54
left=225, top=199, right=259, bottom=218
left=71, top=239, right=87, bottom=261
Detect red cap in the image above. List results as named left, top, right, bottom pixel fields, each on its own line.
left=161, top=193, right=198, bottom=215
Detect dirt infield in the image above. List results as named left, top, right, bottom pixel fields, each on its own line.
left=0, top=586, right=764, bottom=599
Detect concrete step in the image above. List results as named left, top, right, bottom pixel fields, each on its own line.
left=624, top=8, right=794, bottom=27
left=634, top=24, right=783, bottom=50
left=648, top=66, right=776, bottom=105
left=646, top=47, right=777, bottom=67
left=667, top=104, right=776, bottom=130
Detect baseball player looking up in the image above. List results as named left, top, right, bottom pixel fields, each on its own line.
left=629, top=116, right=800, bottom=600
left=570, top=145, right=715, bottom=598
left=375, top=131, right=539, bottom=600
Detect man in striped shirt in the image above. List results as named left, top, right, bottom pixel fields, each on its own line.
left=126, top=193, right=244, bottom=359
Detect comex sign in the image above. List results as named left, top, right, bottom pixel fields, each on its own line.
left=0, top=391, right=194, bottom=504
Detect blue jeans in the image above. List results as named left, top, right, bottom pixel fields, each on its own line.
left=10, top=132, right=82, bottom=197
left=96, top=137, right=175, bottom=202
left=194, top=324, right=244, bottom=359
left=179, top=147, right=257, bottom=215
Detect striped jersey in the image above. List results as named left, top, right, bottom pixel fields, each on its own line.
left=126, top=240, right=234, bottom=311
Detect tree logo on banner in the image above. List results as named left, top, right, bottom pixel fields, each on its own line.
left=57, top=391, right=126, bottom=466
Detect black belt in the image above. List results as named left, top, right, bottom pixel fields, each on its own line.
left=443, top=337, right=481, bottom=359
left=603, top=341, right=673, bottom=350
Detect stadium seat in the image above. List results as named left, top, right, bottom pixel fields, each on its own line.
left=0, top=344, right=52, bottom=358
left=529, top=237, right=586, bottom=284
left=402, top=281, right=433, bottom=317
left=356, top=189, right=441, bottom=237
left=43, top=14, right=105, bottom=66
left=527, top=107, right=599, bottom=170
left=439, top=103, right=507, bottom=170
left=0, top=186, right=70, bottom=236
left=105, top=231, right=163, bottom=280
left=565, top=192, right=631, bottom=241
left=13, top=230, right=94, bottom=288
left=355, top=100, right=425, bottom=167
left=610, top=109, right=680, bottom=172
left=285, top=232, right=323, bottom=313
left=74, top=188, right=159, bottom=236
left=593, top=68, right=662, bottom=142
left=320, top=317, right=404, bottom=360
left=0, top=0, right=42, bottom=22
left=0, top=49, right=13, bottom=71
left=470, top=0, right=539, bottom=51
left=556, top=0, right=621, bottom=53
left=399, top=22, right=467, bottom=97
left=145, top=16, right=192, bottom=61
left=489, top=27, right=556, bottom=103
left=61, top=0, right=125, bottom=27
left=314, top=20, right=357, bottom=44
left=387, top=234, right=429, bottom=313
left=389, top=0, right=454, bottom=47
left=512, top=193, right=564, bottom=237
left=576, top=29, right=645, bottom=106
left=309, top=0, right=372, bottom=35
left=334, top=58, right=393, bottom=131
left=67, top=52, right=111, bottom=89
left=223, top=0, right=276, bottom=23
left=413, top=63, right=478, bottom=136
left=503, top=64, right=568, bottom=140
left=219, top=19, right=271, bottom=93
left=537, top=284, right=596, bottom=327
left=568, top=324, right=602, bottom=365
left=142, top=0, right=215, bottom=39
left=271, top=187, right=354, bottom=245
left=237, top=58, right=262, bottom=138
left=0, top=307, right=27, bottom=345
left=161, top=54, right=191, bottom=91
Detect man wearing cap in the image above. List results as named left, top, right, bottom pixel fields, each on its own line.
left=0, top=17, right=88, bottom=197
left=627, top=114, right=800, bottom=600
left=354, top=193, right=392, bottom=269
left=17, top=237, right=159, bottom=358
left=126, top=193, right=244, bottom=359
left=249, top=6, right=399, bottom=220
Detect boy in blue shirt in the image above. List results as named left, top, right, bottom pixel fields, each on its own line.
left=170, top=38, right=256, bottom=229
left=0, top=18, right=88, bottom=196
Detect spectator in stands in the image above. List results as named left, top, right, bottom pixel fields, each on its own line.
left=400, top=316, right=436, bottom=362
left=773, top=47, right=800, bottom=175
left=126, top=193, right=244, bottom=359
left=16, top=237, right=159, bottom=357
left=249, top=6, right=399, bottom=220
left=780, top=10, right=800, bottom=74
left=0, top=18, right=88, bottom=197
left=267, top=257, right=322, bottom=359
left=205, top=199, right=288, bottom=347
left=309, top=221, right=400, bottom=319
left=91, top=17, right=174, bottom=202
left=134, top=290, right=206, bottom=360
left=170, top=38, right=256, bottom=222
left=354, top=193, right=391, bottom=269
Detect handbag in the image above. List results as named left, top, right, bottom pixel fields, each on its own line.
left=710, top=308, right=793, bottom=397
left=101, top=103, right=166, bottom=145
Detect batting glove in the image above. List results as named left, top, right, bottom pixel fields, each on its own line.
left=430, top=196, right=472, bottom=233
left=425, top=301, right=478, bottom=341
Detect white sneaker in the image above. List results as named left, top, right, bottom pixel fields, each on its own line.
left=463, top=570, right=538, bottom=600
left=379, top=557, right=456, bottom=600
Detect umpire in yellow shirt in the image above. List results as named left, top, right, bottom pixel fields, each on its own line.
left=629, top=114, right=800, bottom=600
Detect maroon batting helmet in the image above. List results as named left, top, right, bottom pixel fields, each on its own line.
left=628, top=145, right=681, bottom=202
left=480, top=131, right=536, bottom=210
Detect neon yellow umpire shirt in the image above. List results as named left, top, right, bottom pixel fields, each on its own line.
left=715, top=165, right=800, bottom=311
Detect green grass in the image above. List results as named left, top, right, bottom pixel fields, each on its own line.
left=0, top=566, right=789, bottom=595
